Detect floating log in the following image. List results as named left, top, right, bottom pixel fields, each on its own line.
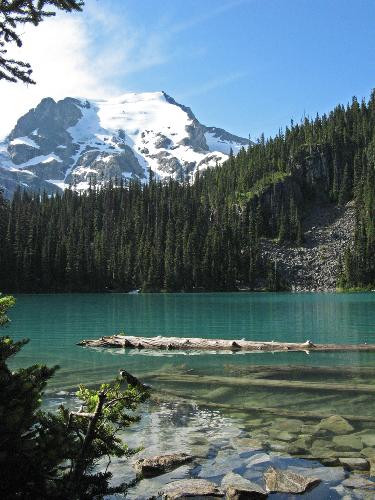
left=78, top=334, right=375, bottom=353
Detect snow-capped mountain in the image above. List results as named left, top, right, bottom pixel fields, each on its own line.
left=0, top=91, right=249, bottom=197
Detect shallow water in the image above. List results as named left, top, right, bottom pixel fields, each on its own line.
left=6, top=292, right=375, bottom=497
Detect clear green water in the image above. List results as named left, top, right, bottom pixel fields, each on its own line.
left=6, top=292, right=375, bottom=390
left=6, top=293, right=375, bottom=495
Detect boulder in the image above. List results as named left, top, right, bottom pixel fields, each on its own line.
left=221, top=473, right=267, bottom=499
left=263, top=466, right=321, bottom=494
left=161, top=479, right=224, bottom=499
left=338, top=457, right=369, bottom=471
left=134, top=453, right=194, bottom=478
left=318, top=415, right=354, bottom=435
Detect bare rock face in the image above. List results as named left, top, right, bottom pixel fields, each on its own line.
left=134, top=452, right=194, bottom=478
left=155, top=133, right=173, bottom=149
left=221, top=472, right=267, bottom=499
left=263, top=467, right=320, bottom=494
left=161, top=478, right=224, bottom=499
left=259, top=203, right=356, bottom=291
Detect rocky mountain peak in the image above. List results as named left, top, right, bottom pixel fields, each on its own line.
left=0, top=91, right=249, bottom=197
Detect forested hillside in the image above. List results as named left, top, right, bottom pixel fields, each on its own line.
left=1, top=93, right=374, bottom=292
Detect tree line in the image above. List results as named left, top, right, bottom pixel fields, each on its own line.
left=1, top=92, right=375, bottom=292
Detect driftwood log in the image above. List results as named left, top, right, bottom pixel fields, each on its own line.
left=77, top=335, right=375, bottom=353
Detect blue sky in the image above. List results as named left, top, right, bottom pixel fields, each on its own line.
left=1, top=0, right=375, bottom=140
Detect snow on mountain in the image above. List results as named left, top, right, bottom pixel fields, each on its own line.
left=0, top=91, right=249, bottom=197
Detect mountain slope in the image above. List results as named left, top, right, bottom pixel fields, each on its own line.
left=0, top=91, right=248, bottom=197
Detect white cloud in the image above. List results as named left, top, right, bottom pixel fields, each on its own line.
left=0, top=15, right=101, bottom=138
left=0, top=0, right=249, bottom=140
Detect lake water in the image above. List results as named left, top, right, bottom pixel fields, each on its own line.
left=6, top=293, right=375, bottom=498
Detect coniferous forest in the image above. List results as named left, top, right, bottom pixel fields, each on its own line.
left=1, top=93, right=375, bottom=292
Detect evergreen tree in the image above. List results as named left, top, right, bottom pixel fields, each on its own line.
left=0, top=295, right=149, bottom=499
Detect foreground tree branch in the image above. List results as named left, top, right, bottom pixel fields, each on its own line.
left=0, top=0, right=83, bottom=83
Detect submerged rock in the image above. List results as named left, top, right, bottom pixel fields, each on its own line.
left=291, top=436, right=312, bottom=451
left=263, top=466, right=321, bottom=494
left=161, top=478, right=224, bottom=499
left=134, top=453, right=194, bottom=478
left=268, top=429, right=295, bottom=442
left=311, top=438, right=334, bottom=449
left=361, top=447, right=375, bottom=458
left=288, top=465, right=345, bottom=483
left=221, top=473, right=268, bottom=499
left=231, top=437, right=263, bottom=452
left=360, top=434, right=375, bottom=447
left=300, top=423, right=320, bottom=434
left=198, top=449, right=244, bottom=478
left=271, top=418, right=304, bottom=433
left=245, top=453, right=271, bottom=468
left=268, top=440, right=289, bottom=452
left=318, top=415, right=354, bottom=435
left=338, top=457, right=369, bottom=471
left=333, top=434, right=363, bottom=451
left=246, top=418, right=265, bottom=428
left=341, top=475, right=375, bottom=490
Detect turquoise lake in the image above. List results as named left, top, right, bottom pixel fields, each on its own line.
left=6, top=292, right=375, bottom=389
left=5, top=293, right=375, bottom=497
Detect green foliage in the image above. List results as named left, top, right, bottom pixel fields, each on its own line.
left=0, top=335, right=59, bottom=499
left=235, top=171, right=290, bottom=204
left=0, top=293, right=15, bottom=326
left=0, top=303, right=149, bottom=499
left=77, top=380, right=148, bottom=428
